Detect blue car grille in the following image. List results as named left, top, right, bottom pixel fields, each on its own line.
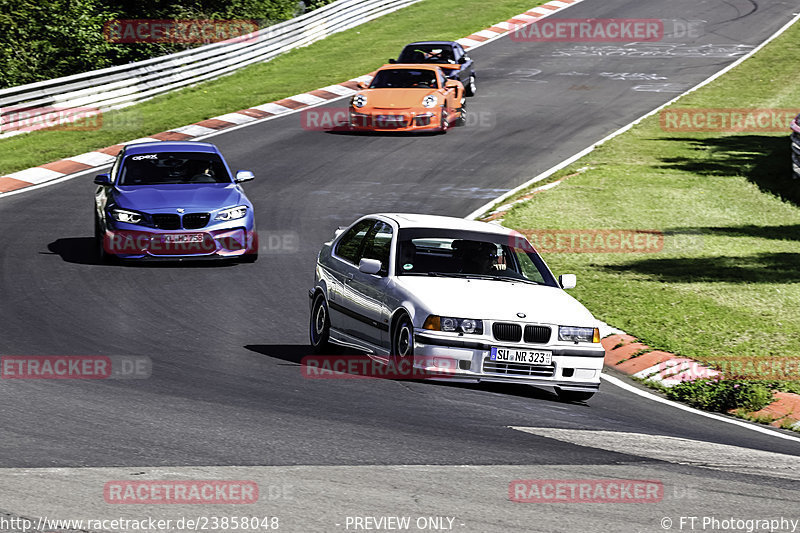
left=150, top=213, right=209, bottom=230
left=182, top=213, right=210, bottom=229
left=152, top=214, right=180, bottom=230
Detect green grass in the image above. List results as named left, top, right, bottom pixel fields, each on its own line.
left=0, top=0, right=545, bottom=176
left=497, top=21, right=800, bottom=364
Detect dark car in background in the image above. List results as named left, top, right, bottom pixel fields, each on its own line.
left=390, top=41, right=476, bottom=96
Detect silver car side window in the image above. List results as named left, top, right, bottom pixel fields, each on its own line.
left=360, top=221, right=393, bottom=275
left=335, top=219, right=374, bottom=265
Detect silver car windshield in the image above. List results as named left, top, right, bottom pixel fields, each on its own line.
left=396, top=229, right=558, bottom=287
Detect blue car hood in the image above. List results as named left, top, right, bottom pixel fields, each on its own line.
left=114, top=184, right=243, bottom=211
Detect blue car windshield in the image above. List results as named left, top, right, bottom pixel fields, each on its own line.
left=118, top=152, right=230, bottom=185
left=369, top=69, right=438, bottom=89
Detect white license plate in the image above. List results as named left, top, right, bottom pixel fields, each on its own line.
left=490, top=347, right=552, bottom=365
left=162, top=234, right=203, bottom=243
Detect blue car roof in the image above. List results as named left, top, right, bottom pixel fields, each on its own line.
left=123, top=141, right=220, bottom=155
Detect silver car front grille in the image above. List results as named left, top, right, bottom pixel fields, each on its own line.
left=482, top=358, right=555, bottom=377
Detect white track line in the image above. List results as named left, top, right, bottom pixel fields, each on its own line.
left=601, top=374, right=800, bottom=444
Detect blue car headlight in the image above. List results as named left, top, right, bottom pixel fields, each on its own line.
left=215, top=205, right=248, bottom=221
left=110, top=208, right=144, bottom=225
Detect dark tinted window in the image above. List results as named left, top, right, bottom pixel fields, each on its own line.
left=360, top=221, right=393, bottom=275
left=119, top=152, right=230, bottom=185
left=395, top=228, right=558, bottom=287
left=398, top=44, right=456, bottom=64
left=335, top=220, right=374, bottom=265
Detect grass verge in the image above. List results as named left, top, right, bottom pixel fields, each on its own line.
left=0, top=0, right=546, bottom=175
left=496, top=20, right=800, bottom=366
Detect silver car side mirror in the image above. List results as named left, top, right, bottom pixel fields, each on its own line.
left=235, top=170, right=255, bottom=183
left=559, top=274, right=577, bottom=289
left=358, top=258, right=382, bottom=275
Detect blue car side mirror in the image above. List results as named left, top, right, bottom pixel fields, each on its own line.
left=94, top=173, right=111, bottom=185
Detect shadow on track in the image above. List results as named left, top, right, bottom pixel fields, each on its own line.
left=46, top=237, right=237, bottom=268
left=243, top=344, right=580, bottom=404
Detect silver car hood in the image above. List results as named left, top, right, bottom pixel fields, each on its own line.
left=393, top=275, right=597, bottom=326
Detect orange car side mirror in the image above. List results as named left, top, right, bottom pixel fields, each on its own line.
left=357, top=81, right=368, bottom=89
left=444, top=80, right=460, bottom=89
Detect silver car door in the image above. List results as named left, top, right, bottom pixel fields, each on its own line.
left=328, top=219, right=374, bottom=338
left=346, top=221, right=393, bottom=348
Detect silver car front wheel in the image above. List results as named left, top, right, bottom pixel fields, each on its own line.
left=310, top=293, right=332, bottom=353
left=392, top=313, right=414, bottom=362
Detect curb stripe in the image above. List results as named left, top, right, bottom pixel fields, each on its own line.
left=0, top=177, right=33, bottom=193
left=6, top=167, right=63, bottom=184
left=309, top=89, right=344, bottom=100
left=195, top=118, right=237, bottom=130
left=68, top=151, right=117, bottom=166
left=213, top=112, right=258, bottom=125
left=40, top=160, right=92, bottom=174
left=239, top=108, right=274, bottom=118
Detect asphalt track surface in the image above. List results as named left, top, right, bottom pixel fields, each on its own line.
left=1, top=0, right=800, bottom=531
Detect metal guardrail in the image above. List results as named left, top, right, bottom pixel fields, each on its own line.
left=0, top=0, right=419, bottom=137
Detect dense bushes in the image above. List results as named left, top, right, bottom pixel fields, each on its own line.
left=0, top=0, right=336, bottom=89
left=664, top=379, right=774, bottom=412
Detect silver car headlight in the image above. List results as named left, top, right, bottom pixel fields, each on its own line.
left=352, top=94, right=367, bottom=108
left=422, top=95, right=438, bottom=108
left=558, top=326, right=600, bottom=343
left=424, top=315, right=483, bottom=335
left=215, top=205, right=248, bottom=221
left=110, top=208, right=144, bottom=225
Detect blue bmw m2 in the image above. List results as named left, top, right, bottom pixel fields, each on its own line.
left=93, top=141, right=258, bottom=262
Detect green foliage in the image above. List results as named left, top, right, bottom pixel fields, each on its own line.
left=0, top=0, right=119, bottom=87
left=664, top=380, right=775, bottom=412
left=0, top=0, right=337, bottom=89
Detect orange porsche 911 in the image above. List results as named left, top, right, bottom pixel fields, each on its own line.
left=349, top=64, right=466, bottom=133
